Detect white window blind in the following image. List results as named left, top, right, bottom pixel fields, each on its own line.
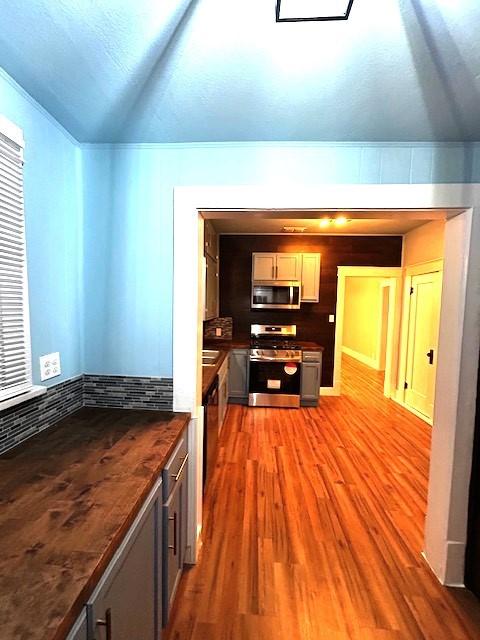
left=0, top=129, right=32, bottom=402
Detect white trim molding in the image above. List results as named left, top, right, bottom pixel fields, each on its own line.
left=405, top=258, right=444, bottom=277
left=335, top=266, right=403, bottom=397
left=172, top=184, right=480, bottom=588
left=342, top=346, right=378, bottom=370
left=0, top=385, right=46, bottom=411
left=320, top=386, right=336, bottom=396
left=0, top=113, right=24, bottom=148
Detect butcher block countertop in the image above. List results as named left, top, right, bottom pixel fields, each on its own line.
left=204, top=337, right=325, bottom=352
left=202, top=348, right=229, bottom=402
left=201, top=339, right=324, bottom=403
left=0, top=407, right=190, bottom=640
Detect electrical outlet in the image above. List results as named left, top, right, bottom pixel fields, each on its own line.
left=328, top=314, right=335, bottom=323
left=39, top=352, right=61, bottom=381
left=215, top=327, right=222, bottom=337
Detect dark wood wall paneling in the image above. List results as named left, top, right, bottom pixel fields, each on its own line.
left=219, top=235, right=403, bottom=387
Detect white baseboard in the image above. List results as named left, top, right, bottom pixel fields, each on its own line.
left=421, top=543, right=466, bottom=588
left=342, top=346, right=379, bottom=370
left=320, top=386, right=339, bottom=396
left=391, top=394, right=433, bottom=426
left=445, top=541, right=467, bottom=586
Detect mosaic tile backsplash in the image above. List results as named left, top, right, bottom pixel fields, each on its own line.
left=0, top=376, right=83, bottom=455
left=83, top=375, right=173, bottom=410
left=0, top=374, right=174, bottom=455
left=204, top=316, right=233, bottom=340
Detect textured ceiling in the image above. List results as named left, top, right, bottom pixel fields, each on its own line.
left=1, top=0, right=480, bottom=143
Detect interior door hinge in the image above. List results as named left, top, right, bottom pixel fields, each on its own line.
left=404, top=381, right=409, bottom=390
left=410, top=287, right=414, bottom=295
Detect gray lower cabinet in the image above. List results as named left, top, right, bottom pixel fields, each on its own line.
left=67, top=425, right=190, bottom=640
left=301, top=352, right=322, bottom=406
left=86, top=478, right=161, bottom=640
left=162, top=436, right=189, bottom=626
left=218, top=356, right=229, bottom=430
left=66, top=611, right=87, bottom=640
left=228, top=349, right=249, bottom=402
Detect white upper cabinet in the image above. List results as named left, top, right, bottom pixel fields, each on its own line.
left=204, top=220, right=218, bottom=260
left=252, top=253, right=277, bottom=280
left=301, top=254, right=321, bottom=303
left=276, top=253, right=302, bottom=280
left=252, top=252, right=321, bottom=303
left=252, top=253, right=301, bottom=281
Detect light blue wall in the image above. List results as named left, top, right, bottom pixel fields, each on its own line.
left=0, top=69, right=83, bottom=385
left=2, top=66, right=480, bottom=384
left=82, top=141, right=480, bottom=377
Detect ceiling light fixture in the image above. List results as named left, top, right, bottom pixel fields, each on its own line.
left=318, top=216, right=350, bottom=230
left=276, top=0, right=355, bottom=22
left=282, top=226, right=307, bottom=233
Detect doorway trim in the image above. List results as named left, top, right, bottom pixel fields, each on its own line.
left=173, top=183, right=480, bottom=586
left=334, top=266, right=403, bottom=397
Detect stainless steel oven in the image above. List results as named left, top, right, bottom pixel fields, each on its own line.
left=251, top=281, right=301, bottom=310
left=248, top=324, right=302, bottom=408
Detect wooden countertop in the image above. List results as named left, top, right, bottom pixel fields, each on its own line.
left=0, top=407, right=190, bottom=640
left=203, top=338, right=325, bottom=352
left=202, top=339, right=324, bottom=403
left=202, top=349, right=229, bottom=402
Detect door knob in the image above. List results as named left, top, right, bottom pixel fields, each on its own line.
left=426, top=349, right=434, bottom=365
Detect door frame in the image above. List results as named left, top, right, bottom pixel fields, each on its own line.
left=173, top=183, right=480, bottom=587
left=335, top=266, right=403, bottom=398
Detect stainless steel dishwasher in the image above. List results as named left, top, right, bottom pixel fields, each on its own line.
left=203, top=377, right=219, bottom=491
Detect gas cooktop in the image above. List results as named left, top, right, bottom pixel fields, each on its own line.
left=250, top=324, right=303, bottom=362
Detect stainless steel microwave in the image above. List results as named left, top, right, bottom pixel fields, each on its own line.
left=251, top=281, right=301, bottom=310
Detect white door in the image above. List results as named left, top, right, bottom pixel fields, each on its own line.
left=405, top=271, right=442, bottom=420
left=276, top=253, right=301, bottom=280
left=252, top=253, right=276, bottom=280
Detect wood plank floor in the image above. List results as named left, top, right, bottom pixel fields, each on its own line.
left=165, top=355, right=480, bottom=639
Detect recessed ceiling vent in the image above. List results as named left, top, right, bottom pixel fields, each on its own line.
left=276, top=0, right=355, bottom=22
left=282, top=226, right=307, bottom=233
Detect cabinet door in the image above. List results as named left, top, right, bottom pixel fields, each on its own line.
left=301, top=254, right=321, bottom=302
left=162, top=467, right=188, bottom=626
left=205, top=254, right=218, bottom=320
left=204, top=220, right=218, bottom=260
left=66, top=611, right=87, bottom=640
left=228, top=350, right=249, bottom=398
left=87, top=491, right=157, bottom=640
left=218, top=374, right=228, bottom=430
left=301, top=362, right=321, bottom=403
left=252, top=253, right=276, bottom=280
left=276, top=253, right=301, bottom=281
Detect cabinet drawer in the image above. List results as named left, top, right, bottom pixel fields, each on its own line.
left=303, top=351, right=322, bottom=363
left=162, top=459, right=188, bottom=627
left=162, top=432, right=188, bottom=500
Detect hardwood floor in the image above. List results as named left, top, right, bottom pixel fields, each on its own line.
left=165, top=355, right=480, bottom=639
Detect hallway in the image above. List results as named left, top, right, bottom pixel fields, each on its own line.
left=165, top=356, right=480, bottom=639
